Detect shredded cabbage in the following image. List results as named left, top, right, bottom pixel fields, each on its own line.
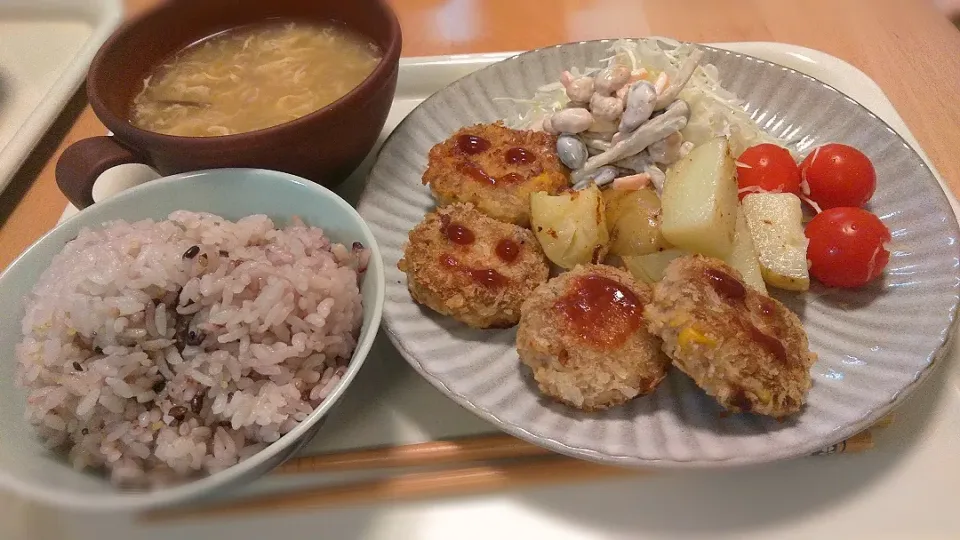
left=497, top=66, right=598, bottom=130
left=502, top=38, right=785, bottom=156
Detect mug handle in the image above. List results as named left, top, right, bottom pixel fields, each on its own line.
left=56, top=136, right=151, bottom=209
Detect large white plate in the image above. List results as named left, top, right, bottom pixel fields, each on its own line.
left=357, top=40, right=960, bottom=467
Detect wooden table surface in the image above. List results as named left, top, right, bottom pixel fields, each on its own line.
left=2, top=0, right=959, bottom=269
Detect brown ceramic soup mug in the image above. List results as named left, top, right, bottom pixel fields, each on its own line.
left=56, top=0, right=401, bottom=209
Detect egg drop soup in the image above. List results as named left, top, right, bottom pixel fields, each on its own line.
left=130, top=20, right=383, bottom=137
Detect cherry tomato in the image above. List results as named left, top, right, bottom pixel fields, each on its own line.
left=800, top=143, right=876, bottom=209
left=805, top=207, right=891, bottom=288
left=735, top=144, right=801, bottom=200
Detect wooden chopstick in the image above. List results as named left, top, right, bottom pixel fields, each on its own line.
left=275, top=413, right=893, bottom=475
left=143, top=416, right=890, bottom=524
left=143, top=457, right=627, bottom=523
left=274, top=433, right=550, bottom=474
left=872, top=412, right=895, bottom=429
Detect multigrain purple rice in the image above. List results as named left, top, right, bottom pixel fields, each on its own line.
left=15, top=211, right=367, bottom=487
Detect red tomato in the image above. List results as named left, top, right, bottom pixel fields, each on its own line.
left=805, top=207, right=891, bottom=288
left=800, top=143, right=876, bottom=209
left=735, top=144, right=801, bottom=200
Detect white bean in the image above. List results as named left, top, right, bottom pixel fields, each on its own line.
left=594, top=65, right=631, bottom=95
left=589, top=93, right=623, bottom=122
left=542, top=108, right=594, bottom=135
left=560, top=71, right=595, bottom=103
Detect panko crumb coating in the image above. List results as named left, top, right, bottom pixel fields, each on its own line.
left=399, top=203, right=549, bottom=329
left=645, top=255, right=817, bottom=418
left=422, top=122, right=569, bottom=227
left=517, top=264, right=670, bottom=411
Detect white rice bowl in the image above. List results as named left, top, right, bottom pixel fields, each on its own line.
left=15, top=210, right=368, bottom=487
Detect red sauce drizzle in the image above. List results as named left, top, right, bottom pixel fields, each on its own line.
left=442, top=222, right=475, bottom=245
left=554, top=275, right=643, bottom=349
left=439, top=254, right=507, bottom=288
left=495, top=238, right=520, bottom=263
left=700, top=269, right=784, bottom=363
left=505, top=147, right=536, bottom=164
left=456, top=134, right=490, bottom=155
left=470, top=268, right=507, bottom=287
left=758, top=297, right=776, bottom=316
left=704, top=268, right=746, bottom=301
left=458, top=162, right=497, bottom=185
left=457, top=163, right=526, bottom=186
left=748, top=325, right=788, bottom=364
left=498, top=172, right=525, bottom=183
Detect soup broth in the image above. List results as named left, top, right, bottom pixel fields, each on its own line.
left=130, top=20, right=382, bottom=137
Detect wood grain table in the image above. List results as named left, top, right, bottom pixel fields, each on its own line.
left=2, top=0, right=960, bottom=269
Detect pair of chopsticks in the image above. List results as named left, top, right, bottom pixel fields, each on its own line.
left=143, top=414, right=893, bottom=523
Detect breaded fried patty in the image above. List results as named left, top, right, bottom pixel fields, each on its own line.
left=516, top=264, right=670, bottom=411
left=422, top=122, right=569, bottom=227
left=398, top=203, right=549, bottom=329
left=645, top=255, right=817, bottom=418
